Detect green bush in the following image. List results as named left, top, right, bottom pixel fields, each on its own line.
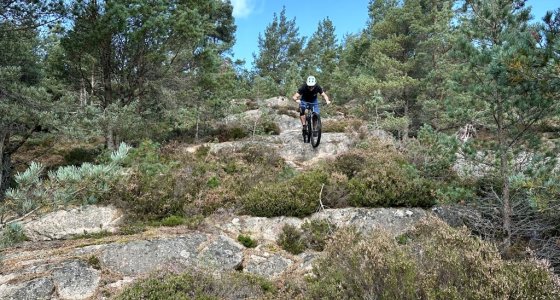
left=214, top=125, right=249, bottom=142
left=116, top=269, right=276, bottom=300
left=243, top=170, right=328, bottom=217
left=306, top=218, right=560, bottom=299
left=329, top=151, right=368, bottom=179
left=158, top=215, right=186, bottom=227
left=260, top=120, right=281, bottom=135
left=301, top=219, right=335, bottom=251
left=277, top=224, right=305, bottom=255
left=5, top=143, right=130, bottom=217
left=0, top=223, right=27, bottom=249
left=117, top=142, right=183, bottom=220
left=237, top=234, right=257, bottom=248
left=326, top=142, right=436, bottom=208
left=348, top=168, right=435, bottom=208
left=240, top=144, right=284, bottom=167
left=62, top=147, right=102, bottom=166
left=322, top=118, right=364, bottom=133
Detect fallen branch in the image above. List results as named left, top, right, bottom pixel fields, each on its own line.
left=0, top=205, right=43, bottom=230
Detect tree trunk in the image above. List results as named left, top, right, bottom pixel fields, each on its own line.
left=106, top=125, right=115, bottom=150
left=403, top=92, right=409, bottom=141
left=195, top=108, right=200, bottom=142
left=0, top=130, right=11, bottom=201
left=497, top=95, right=512, bottom=250
left=501, top=156, right=512, bottom=250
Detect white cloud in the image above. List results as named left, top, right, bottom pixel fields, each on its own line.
left=231, top=0, right=254, bottom=18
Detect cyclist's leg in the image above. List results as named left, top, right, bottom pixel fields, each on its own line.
left=312, top=100, right=320, bottom=115
left=299, top=101, right=308, bottom=124
left=299, top=101, right=307, bottom=135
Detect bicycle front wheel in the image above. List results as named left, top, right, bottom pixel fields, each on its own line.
left=310, top=114, right=321, bottom=148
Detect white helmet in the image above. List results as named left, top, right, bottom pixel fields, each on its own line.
left=306, top=76, right=316, bottom=86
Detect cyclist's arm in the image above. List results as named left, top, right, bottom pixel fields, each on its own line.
left=292, top=92, right=301, bottom=102
left=320, top=91, right=331, bottom=105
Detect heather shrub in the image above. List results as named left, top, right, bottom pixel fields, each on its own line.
left=277, top=224, right=306, bottom=255
left=322, top=118, right=364, bottom=133
left=237, top=234, right=257, bottom=248
left=242, top=170, right=328, bottom=217
left=307, top=218, right=560, bottom=299
left=213, top=124, right=248, bottom=142
left=117, top=142, right=182, bottom=220
left=348, top=164, right=435, bottom=208
left=325, top=140, right=436, bottom=208
left=115, top=269, right=275, bottom=300
left=301, top=219, right=335, bottom=251
left=157, top=215, right=186, bottom=227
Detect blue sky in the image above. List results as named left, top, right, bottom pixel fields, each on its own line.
left=230, top=0, right=560, bottom=68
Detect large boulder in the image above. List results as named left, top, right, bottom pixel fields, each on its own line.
left=0, top=260, right=99, bottom=300
left=23, top=205, right=123, bottom=241
left=206, top=207, right=429, bottom=243
left=52, top=261, right=100, bottom=300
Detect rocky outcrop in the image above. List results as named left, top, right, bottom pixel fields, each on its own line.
left=52, top=261, right=100, bottom=299
left=23, top=205, right=123, bottom=241
left=0, top=261, right=99, bottom=300
left=0, top=207, right=431, bottom=299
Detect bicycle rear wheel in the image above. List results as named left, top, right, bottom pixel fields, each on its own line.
left=310, top=113, right=321, bottom=147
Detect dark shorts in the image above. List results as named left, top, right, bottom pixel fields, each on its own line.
left=299, top=100, right=319, bottom=116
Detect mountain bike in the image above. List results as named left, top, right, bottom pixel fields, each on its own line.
left=301, top=102, right=321, bottom=148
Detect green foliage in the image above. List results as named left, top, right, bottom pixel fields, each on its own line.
left=277, top=224, right=305, bottom=255
left=301, top=219, right=335, bottom=251
left=72, top=230, right=112, bottom=240
left=407, top=125, right=460, bottom=179
left=277, top=220, right=335, bottom=254
left=3, top=143, right=130, bottom=218
left=240, top=144, right=284, bottom=167
left=451, top=0, right=560, bottom=249
left=301, top=18, right=339, bottom=91
left=0, top=223, right=27, bottom=249
left=259, top=120, right=281, bottom=136
left=243, top=170, right=328, bottom=218
left=253, top=7, right=304, bottom=86
left=118, top=223, right=147, bottom=236
left=206, top=176, right=220, bottom=189
left=324, top=140, right=436, bottom=208
left=52, top=0, right=237, bottom=147
left=237, top=234, right=257, bottom=248
left=62, top=147, right=102, bottom=167
left=117, top=141, right=182, bottom=220
left=213, top=125, right=248, bottom=142
left=321, top=118, right=364, bottom=133
left=306, top=218, right=560, bottom=299
left=157, top=215, right=186, bottom=227
left=115, top=269, right=275, bottom=300
left=86, top=255, right=101, bottom=270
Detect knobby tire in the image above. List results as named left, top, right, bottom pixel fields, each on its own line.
left=310, top=113, right=321, bottom=148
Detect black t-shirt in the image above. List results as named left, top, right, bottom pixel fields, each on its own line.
left=297, top=84, right=323, bottom=102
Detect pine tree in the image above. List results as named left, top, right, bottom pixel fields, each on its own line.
left=58, top=0, right=236, bottom=148
left=0, top=0, right=65, bottom=200
left=253, top=6, right=304, bottom=90
left=453, top=0, right=560, bottom=250
left=346, top=0, right=455, bottom=138
left=302, top=18, right=339, bottom=92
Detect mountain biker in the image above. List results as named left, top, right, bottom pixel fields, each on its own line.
left=292, top=76, right=331, bottom=136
